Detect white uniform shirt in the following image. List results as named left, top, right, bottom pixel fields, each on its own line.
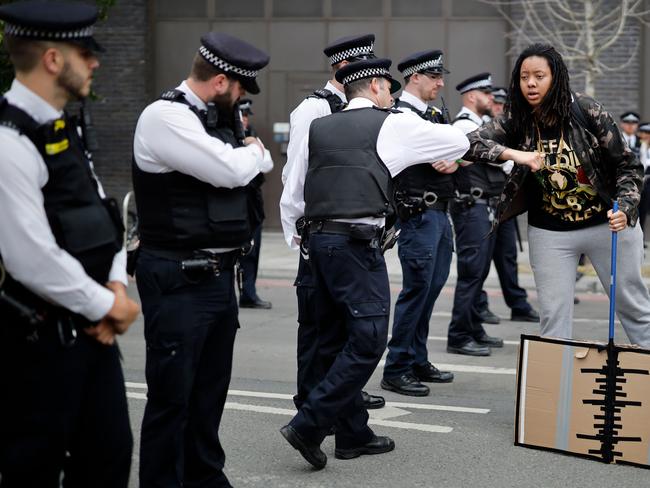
left=640, top=142, right=650, bottom=172
left=0, top=79, right=127, bottom=321
left=280, top=96, right=470, bottom=248
left=282, top=81, right=346, bottom=185
left=623, top=133, right=638, bottom=151
left=453, top=106, right=483, bottom=135
left=133, top=80, right=273, bottom=187
left=133, top=81, right=273, bottom=252
left=396, top=90, right=428, bottom=114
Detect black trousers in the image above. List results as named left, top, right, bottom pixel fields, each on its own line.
left=448, top=203, right=495, bottom=347
left=137, top=250, right=238, bottom=488
left=0, top=324, right=132, bottom=488
left=239, top=224, right=263, bottom=302
left=290, top=233, right=389, bottom=448
left=292, top=253, right=323, bottom=410
left=476, top=217, right=532, bottom=315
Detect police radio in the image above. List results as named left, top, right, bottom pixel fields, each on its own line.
left=233, top=102, right=246, bottom=145
left=80, top=99, right=99, bottom=152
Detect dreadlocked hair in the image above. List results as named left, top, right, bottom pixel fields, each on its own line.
left=505, top=43, right=572, bottom=135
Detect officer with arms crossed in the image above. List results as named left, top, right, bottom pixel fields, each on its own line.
left=280, top=58, right=469, bottom=469
left=281, top=34, right=385, bottom=411
left=0, top=2, right=140, bottom=487
left=381, top=50, right=455, bottom=397
left=447, top=72, right=505, bottom=357
left=132, top=32, right=272, bottom=488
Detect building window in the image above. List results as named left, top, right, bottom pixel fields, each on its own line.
left=452, top=0, right=500, bottom=17
left=215, top=0, right=265, bottom=17
left=392, top=0, right=442, bottom=17
left=157, top=0, right=207, bottom=18
left=273, top=0, right=322, bottom=17
left=331, top=0, right=382, bottom=17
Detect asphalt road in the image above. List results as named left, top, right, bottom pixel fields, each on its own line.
left=119, top=245, right=650, bottom=488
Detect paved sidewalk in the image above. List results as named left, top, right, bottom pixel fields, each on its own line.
left=258, top=231, right=650, bottom=294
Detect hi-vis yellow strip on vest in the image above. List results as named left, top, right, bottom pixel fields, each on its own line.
left=45, top=138, right=69, bottom=155
left=45, top=119, right=69, bottom=154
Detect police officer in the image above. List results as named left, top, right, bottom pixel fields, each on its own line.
left=447, top=73, right=504, bottom=356
left=281, top=34, right=385, bottom=411
left=236, top=98, right=274, bottom=309
left=380, top=50, right=455, bottom=397
left=0, top=2, right=140, bottom=486
left=475, top=86, right=540, bottom=325
left=132, top=32, right=272, bottom=487
left=620, top=111, right=642, bottom=157
left=280, top=58, right=469, bottom=469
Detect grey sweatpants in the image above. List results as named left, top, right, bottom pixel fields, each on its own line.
left=528, top=222, right=650, bottom=347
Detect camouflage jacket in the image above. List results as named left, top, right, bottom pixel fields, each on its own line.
left=464, top=93, right=643, bottom=227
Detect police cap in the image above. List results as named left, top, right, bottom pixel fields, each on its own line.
left=324, top=34, right=376, bottom=66
left=335, top=58, right=401, bottom=94
left=492, top=87, right=507, bottom=104
left=456, top=72, right=493, bottom=94
left=398, top=50, right=449, bottom=78
left=638, top=122, right=650, bottom=133
left=620, top=111, right=641, bottom=123
left=199, top=32, right=270, bottom=95
left=0, top=0, right=104, bottom=52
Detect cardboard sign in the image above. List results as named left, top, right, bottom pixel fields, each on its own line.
left=515, top=335, right=650, bottom=469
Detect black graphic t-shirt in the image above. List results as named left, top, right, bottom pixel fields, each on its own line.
left=526, top=126, right=608, bottom=231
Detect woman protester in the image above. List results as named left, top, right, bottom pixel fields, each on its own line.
left=464, top=43, right=650, bottom=347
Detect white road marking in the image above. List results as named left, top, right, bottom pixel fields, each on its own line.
left=377, top=361, right=516, bottom=375
left=429, top=311, right=616, bottom=325
left=404, top=335, right=520, bottom=346
left=385, top=401, right=489, bottom=414
left=125, top=396, right=453, bottom=433
left=125, top=383, right=491, bottom=414
left=369, top=406, right=411, bottom=420
left=222, top=402, right=453, bottom=433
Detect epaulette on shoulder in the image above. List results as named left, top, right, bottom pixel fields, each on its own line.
left=159, top=89, right=186, bottom=102
left=372, top=106, right=400, bottom=114
left=309, top=89, right=333, bottom=100
left=452, top=113, right=472, bottom=124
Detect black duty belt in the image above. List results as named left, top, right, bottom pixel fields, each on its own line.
left=142, top=246, right=240, bottom=271
left=455, top=194, right=500, bottom=208
left=309, top=221, right=383, bottom=240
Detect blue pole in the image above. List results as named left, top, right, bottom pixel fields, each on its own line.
left=608, top=202, right=619, bottom=342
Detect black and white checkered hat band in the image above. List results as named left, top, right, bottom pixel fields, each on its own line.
left=622, top=114, right=639, bottom=123
left=401, top=58, right=443, bottom=77
left=342, top=67, right=390, bottom=85
left=460, top=78, right=492, bottom=94
left=199, top=45, right=258, bottom=78
left=329, top=43, right=374, bottom=65
left=4, top=22, right=94, bottom=40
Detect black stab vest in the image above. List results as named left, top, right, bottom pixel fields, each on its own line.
left=304, top=107, right=395, bottom=222
left=393, top=98, right=456, bottom=201
left=453, top=112, right=506, bottom=197
left=307, top=88, right=346, bottom=114
left=0, top=97, right=123, bottom=318
left=132, top=90, right=254, bottom=250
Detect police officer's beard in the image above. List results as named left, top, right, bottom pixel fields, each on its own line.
left=57, top=61, right=88, bottom=101
left=212, top=92, right=236, bottom=128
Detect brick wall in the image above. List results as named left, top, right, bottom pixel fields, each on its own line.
left=91, top=0, right=148, bottom=203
